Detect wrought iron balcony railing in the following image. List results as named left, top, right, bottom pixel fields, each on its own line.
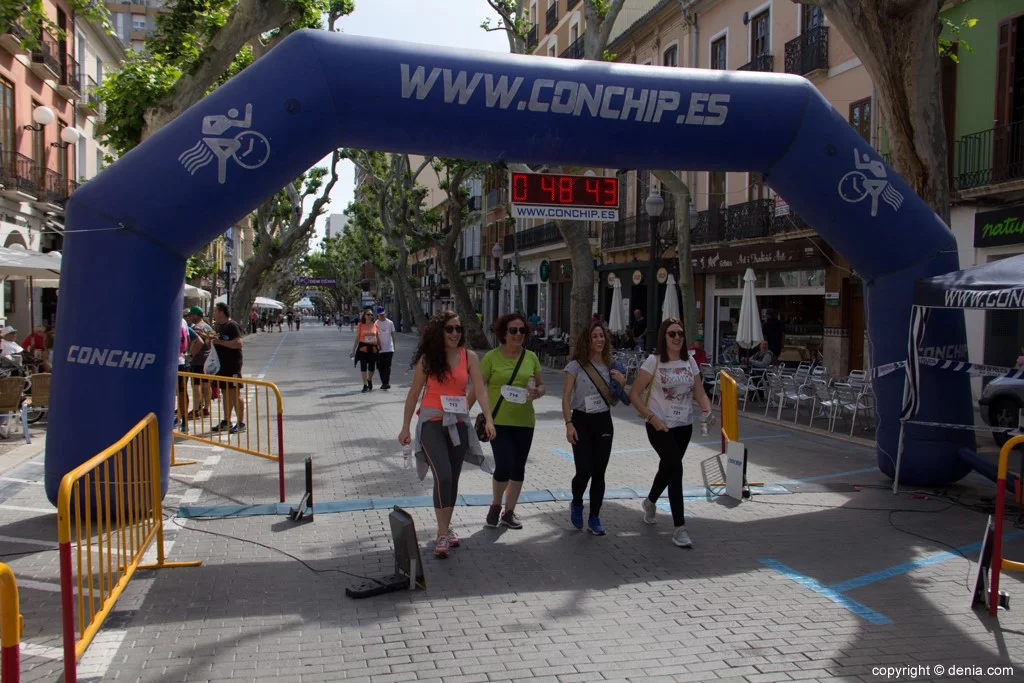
left=600, top=215, right=677, bottom=251
left=62, top=54, right=82, bottom=92
left=527, top=24, right=538, bottom=51
left=31, top=29, right=60, bottom=76
left=546, top=4, right=558, bottom=32
left=952, top=120, right=1024, bottom=192
left=459, top=255, right=482, bottom=272
left=39, top=168, right=67, bottom=205
left=738, top=54, right=774, bottom=73
left=0, top=151, right=39, bottom=196
left=784, top=26, right=829, bottom=75
left=691, top=198, right=810, bottom=245
left=560, top=35, right=584, bottom=59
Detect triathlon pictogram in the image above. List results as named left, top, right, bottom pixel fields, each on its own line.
left=178, top=104, right=271, bottom=184
left=838, top=148, right=904, bottom=217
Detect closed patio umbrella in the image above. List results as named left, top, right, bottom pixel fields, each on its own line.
left=661, top=273, right=680, bottom=321
left=608, top=278, right=625, bottom=333
left=736, top=268, right=764, bottom=349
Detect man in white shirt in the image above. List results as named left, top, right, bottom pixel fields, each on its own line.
left=375, top=306, right=397, bottom=390
left=1, top=326, right=23, bottom=360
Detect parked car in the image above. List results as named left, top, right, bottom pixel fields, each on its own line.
left=980, top=377, right=1024, bottom=446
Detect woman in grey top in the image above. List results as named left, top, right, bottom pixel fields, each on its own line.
left=561, top=322, right=626, bottom=535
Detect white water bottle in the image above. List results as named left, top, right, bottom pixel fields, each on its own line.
left=402, top=443, right=412, bottom=468
left=528, top=376, right=536, bottom=393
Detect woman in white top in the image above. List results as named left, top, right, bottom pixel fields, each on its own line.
left=628, top=317, right=713, bottom=548
left=561, top=322, right=626, bottom=535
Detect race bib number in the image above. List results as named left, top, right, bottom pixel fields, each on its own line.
left=501, top=385, right=528, bottom=404
left=584, top=394, right=605, bottom=413
left=441, top=395, right=468, bottom=414
left=362, top=335, right=376, bottom=344
left=670, top=405, right=689, bottom=422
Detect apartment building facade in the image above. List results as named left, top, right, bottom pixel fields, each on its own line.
left=105, top=1, right=167, bottom=52
left=943, top=0, right=1024, bottom=386
left=594, top=0, right=876, bottom=376
left=1, top=2, right=124, bottom=331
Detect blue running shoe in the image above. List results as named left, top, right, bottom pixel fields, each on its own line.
left=588, top=516, right=606, bottom=536
left=570, top=504, right=584, bottom=530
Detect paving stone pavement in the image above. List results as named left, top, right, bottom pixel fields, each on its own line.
left=2, top=322, right=1024, bottom=682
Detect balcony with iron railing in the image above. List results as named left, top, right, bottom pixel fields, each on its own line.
left=0, top=151, right=39, bottom=198
left=30, top=29, right=61, bottom=79
left=952, top=120, right=1024, bottom=195
left=527, top=24, right=538, bottom=51
left=601, top=214, right=680, bottom=251
left=459, top=255, right=482, bottom=272
left=738, top=54, right=774, bottom=72
left=546, top=4, right=558, bottom=32
left=784, top=26, right=829, bottom=76
left=80, top=75, right=102, bottom=116
left=691, top=198, right=810, bottom=244
left=39, top=168, right=67, bottom=205
left=0, top=19, right=27, bottom=54
left=560, top=35, right=584, bottom=59
left=58, top=55, right=82, bottom=98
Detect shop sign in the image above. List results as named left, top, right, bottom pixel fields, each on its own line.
left=691, top=241, right=823, bottom=273
left=774, top=196, right=790, bottom=217
left=657, top=267, right=668, bottom=284
left=607, top=272, right=617, bottom=286
left=632, top=270, right=643, bottom=285
left=825, top=291, right=840, bottom=307
left=975, top=206, right=1024, bottom=248
left=539, top=260, right=550, bottom=282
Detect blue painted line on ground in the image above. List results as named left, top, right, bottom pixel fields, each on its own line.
left=257, top=330, right=290, bottom=377
left=759, top=558, right=893, bottom=625
left=777, top=467, right=880, bottom=485
left=828, top=530, right=1024, bottom=593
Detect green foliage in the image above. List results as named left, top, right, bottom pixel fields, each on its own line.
left=939, top=16, right=977, bottom=63
left=96, top=53, right=181, bottom=155
left=185, top=251, right=218, bottom=280
left=1, top=0, right=112, bottom=50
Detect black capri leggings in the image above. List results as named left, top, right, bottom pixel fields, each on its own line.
left=570, top=410, right=614, bottom=516
left=644, top=424, right=694, bottom=527
left=356, top=346, right=377, bottom=373
left=490, top=425, right=534, bottom=483
left=419, top=420, right=467, bottom=509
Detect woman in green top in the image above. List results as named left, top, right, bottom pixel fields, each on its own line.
left=478, top=313, right=545, bottom=529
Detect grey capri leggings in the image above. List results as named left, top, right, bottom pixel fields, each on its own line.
left=419, top=420, right=467, bottom=508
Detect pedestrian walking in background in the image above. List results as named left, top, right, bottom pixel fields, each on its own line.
left=398, top=311, right=495, bottom=558
left=187, top=306, right=214, bottom=420
left=562, top=322, right=626, bottom=535
left=351, top=309, right=379, bottom=392
left=478, top=313, right=545, bottom=530
left=628, top=318, right=713, bottom=548
left=375, top=306, right=396, bottom=390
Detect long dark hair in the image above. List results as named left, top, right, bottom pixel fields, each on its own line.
left=655, top=317, right=687, bottom=362
left=412, top=311, right=463, bottom=382
left=569, top=321, right=612, bottom=367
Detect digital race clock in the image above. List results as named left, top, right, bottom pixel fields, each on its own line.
left=510, top=172, right=618, bottom=208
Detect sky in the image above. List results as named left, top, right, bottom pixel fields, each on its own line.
left=311, top=0, right=511, bottom=244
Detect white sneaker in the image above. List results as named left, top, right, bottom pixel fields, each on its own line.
left=642, top=498, right=657, bottom=525
left=672, top=526, right=693, bottom=548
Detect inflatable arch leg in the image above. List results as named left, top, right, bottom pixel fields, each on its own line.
left=44, top=30, right=972, bottom=503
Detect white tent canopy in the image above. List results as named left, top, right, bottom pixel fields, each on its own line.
left=214, top=294, right=284, bottom=310
left=294, top=297, right=315, bottom=309
left=184, top=283, right=211, bottom=300
left=0, top=245, right=61, bottom=279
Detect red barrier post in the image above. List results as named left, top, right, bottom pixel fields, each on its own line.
left=277, top=413, right=285, bottom=503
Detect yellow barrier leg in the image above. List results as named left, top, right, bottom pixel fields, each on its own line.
left=170, top=441, right=197, bottom=468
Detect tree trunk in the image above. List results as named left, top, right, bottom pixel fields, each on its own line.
left=389, top=274, right=408, bottom=332
left=652, top=170, right=697, bottom=343
left=230, top=246, right=273, bottom=326
left=439, top=230, right=488, bottom=350
left=555, top=221, right=596, bottom=345
left=806, top=0, right=949, bottom=222
left=392, top=240, right=428, bottom=331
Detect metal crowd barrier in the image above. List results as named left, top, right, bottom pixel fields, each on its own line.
left=57, top=413, right=200, bottom=682
left=176, top=371, right=286, bottom=502
left=989, top=433, right=1024, bottom=616
left=0, top=562, right=21, bottom=683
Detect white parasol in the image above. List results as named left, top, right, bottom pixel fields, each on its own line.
left=736, top=268, right=764, bottom=349
left=608, top=278, right=625, bottom=333
left=661, top=273, right=680, bottom=321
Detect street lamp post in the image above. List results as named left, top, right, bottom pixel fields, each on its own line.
left=491, top=242, right=502, bottom=326
left=645, top=187, right=665, bottom=353
left=428, top=263, right=437, bottom=316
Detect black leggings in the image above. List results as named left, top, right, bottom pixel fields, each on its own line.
left=490, top=425, right=534, bottom=483
left=570, top=410, right=614, bottom=516
left=645, top=423, right=694, bottom=527
left=419, top=420, right=467, bottom=508
left=356, top=346, right=377, bottom=373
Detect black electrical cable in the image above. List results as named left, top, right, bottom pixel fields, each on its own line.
left=169, top=515, right=385, bottom=585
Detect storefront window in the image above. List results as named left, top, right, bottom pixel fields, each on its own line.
left=3, top=281, right=12, bottom=316
left=716, top=273, right=740, bottom=289
left=804, top=269, right=826, bottom=287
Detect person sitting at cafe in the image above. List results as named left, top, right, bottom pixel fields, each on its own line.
left=749, top=340, right=774, bottom=369
left=689, top=337, right=707, bottom=366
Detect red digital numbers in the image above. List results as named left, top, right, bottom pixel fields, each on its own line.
left=510, top=173, right=618, bottom=208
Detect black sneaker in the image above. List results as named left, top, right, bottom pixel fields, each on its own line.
left=230, top=423, right=246, bottom=435
left=210, top=420, right=229, bottom=433
left=381, top=384, right=390, bottom=391
left=485, top=504, right=501, bottom=528
left=368, top=380, right=373, bottom=391
left=500, top=510, right=523, bottom=529
left=361, top=384, right=369, bottom=393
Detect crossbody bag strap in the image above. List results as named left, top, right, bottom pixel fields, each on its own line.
left=491, top=349, right=526, bottom=421
left=581, top=361, right=617, bottom=408
left=643, top=356, right=659, bottom=407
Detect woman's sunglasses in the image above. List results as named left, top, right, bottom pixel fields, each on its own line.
left=445, top=325, right=463, bottom=334
left=506, top=326, right=527, bottom=335
left=666, top=330, right=685, bottom=339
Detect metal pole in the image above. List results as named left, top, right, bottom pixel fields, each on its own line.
left=225, top=263, right=231, bottom=308
left=647, top=216, right=659, bottom=353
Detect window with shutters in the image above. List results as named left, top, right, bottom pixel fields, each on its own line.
left=849, top=98, right=871, bottom=142
left=751, top=11, right=770, bottom=58
left=711, top=36, right=726, bottom=70
left=0, top=78, right=13, bottom=157
left=708, top=172, right=726, bottom=209
left=748, top=172, right=768, bottom=201
left=663, top=44, right=678, bottom=67
left=801, top=4, right=824, bottom=33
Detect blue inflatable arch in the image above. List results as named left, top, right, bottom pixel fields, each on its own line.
left=45, top=30, right=973, bottom=502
